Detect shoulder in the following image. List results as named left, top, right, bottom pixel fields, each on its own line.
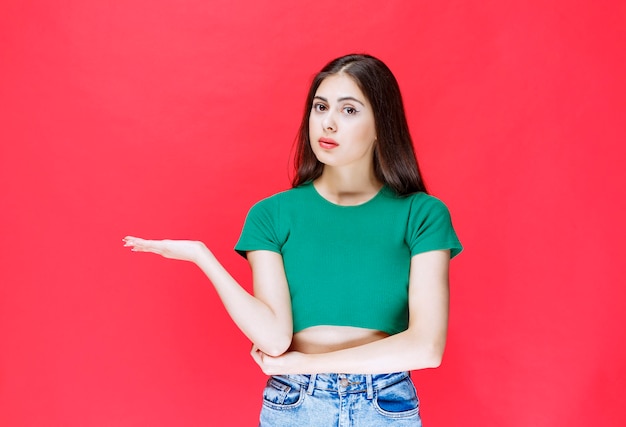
left=379, top=189, right=451, bottom=217
left=248, top=184, right=312, bottom=211
left=406, top=192, right=451, bottom=215
left=236, top=187, right=308, bottom=256
left=244, top=184, right=315, bottom=223
left=402, top=192, right=462, bottom=258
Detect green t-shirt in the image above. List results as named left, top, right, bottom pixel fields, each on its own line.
left=235, top=182, right=462, bottom=335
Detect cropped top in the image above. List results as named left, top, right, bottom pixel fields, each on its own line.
left=234, top=182, right=462, bottom=335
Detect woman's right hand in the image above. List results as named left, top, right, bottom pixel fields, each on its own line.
left=122, top=236, right=207, bottom=263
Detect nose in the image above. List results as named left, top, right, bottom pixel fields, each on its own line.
left=321, top=112, right=336, bottom=132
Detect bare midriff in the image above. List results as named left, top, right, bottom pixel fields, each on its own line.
left=290, top=325, right=390, bottom=354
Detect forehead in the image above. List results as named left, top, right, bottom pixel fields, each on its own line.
left=314, top=74, right=367, bottom=101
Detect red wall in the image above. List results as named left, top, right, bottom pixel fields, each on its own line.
left=1, top=1, right=624, bottom=426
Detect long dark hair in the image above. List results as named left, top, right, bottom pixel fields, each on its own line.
left=292, top=54, right=427, bottom=195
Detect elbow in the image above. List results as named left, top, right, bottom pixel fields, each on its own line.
left=263, top=345, right=289, bottom=358
left=409, top=327, right=447, bottom=369
left=426, top=351, right=444, bottom=368
left=425, top=343, right=446, bottom=368
left=413, top=338, right=445, bottom=369
left=260, top=333, right=292, bottom=357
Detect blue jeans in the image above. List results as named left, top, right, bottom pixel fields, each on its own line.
left=259, top=372, right=422, bottom=426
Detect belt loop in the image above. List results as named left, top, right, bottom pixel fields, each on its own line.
left=307, top=374, right=317, bottom=395
left=366, top=374, right=373, bottom=400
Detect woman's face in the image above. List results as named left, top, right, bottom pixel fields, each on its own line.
left=308, top=74, right=377, bottom=172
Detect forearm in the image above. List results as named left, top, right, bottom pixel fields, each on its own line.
left=308, top=331, right=443, bottom=374
left=265, top=329, right=445, bottom=375
left=194, top=246, right=291, bottom=356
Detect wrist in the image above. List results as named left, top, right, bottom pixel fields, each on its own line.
left=193, top=241, right=210, bottom=264
left=298, top=352, right=318, bottom=374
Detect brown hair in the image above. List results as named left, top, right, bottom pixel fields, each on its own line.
left=292, top=54, right=427, bottom=195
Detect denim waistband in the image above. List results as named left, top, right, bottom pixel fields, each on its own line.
left=274, top=372, right=410, bottom=399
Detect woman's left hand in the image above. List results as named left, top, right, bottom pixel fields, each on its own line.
left=250, top=345, right=307, bottom=375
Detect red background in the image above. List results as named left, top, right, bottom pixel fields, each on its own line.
left=1, top=1, right=625, bottom=426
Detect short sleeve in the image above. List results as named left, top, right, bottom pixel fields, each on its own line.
left=406, top=194, right=463, bottom=259
left=234, top=197, right=283, bottom=258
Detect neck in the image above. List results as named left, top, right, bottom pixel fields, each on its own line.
left=314, top=166, right=382, bottom=206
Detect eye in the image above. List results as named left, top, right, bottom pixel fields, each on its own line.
left=313, top=103, right=327, bottom=112
left=343, top=106, right=358, bottom=115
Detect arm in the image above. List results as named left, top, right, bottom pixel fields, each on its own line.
left=123, top=237, right=293, bottom=356
left=251, top=249, right=450, bottom=374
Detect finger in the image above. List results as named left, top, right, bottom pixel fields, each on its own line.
left=122, top=236, right=143, bottom=246
left=250, top=347, right=263, bottom=366
left=134, top=240, right=161, bottom=253
left=123, top=237, right=162, bottom=254
left=123, top=239, right=144, bottom=251
left=250, top=345, right=262, bottom=358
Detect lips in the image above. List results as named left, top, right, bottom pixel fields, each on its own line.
left=319, top=137, right=339, bottom=149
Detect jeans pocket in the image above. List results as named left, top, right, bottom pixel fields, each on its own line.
left=262, top=376, right=305, bottom=410
left=373, top=377, right=420, bottom=418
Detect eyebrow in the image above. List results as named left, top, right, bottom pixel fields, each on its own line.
left=314, top=95, right=365, bottom=106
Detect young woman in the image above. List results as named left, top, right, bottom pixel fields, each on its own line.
left=123, top=54, right=462, bottom=426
